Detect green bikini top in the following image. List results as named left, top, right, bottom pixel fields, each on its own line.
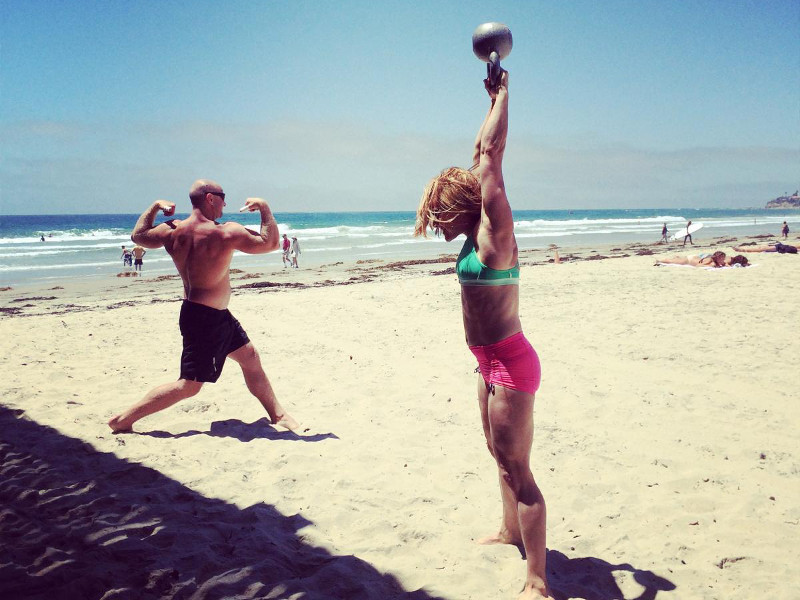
left=456, top=236, right=520, bottom=286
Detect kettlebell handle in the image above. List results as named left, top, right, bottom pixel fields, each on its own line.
left=486, top=51, right=502, bottom=89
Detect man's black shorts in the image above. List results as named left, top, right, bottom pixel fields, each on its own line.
left=179, top=300, right=250, bottom=383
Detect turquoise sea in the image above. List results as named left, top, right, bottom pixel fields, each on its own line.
left=1, top=209, right=796, bottom=286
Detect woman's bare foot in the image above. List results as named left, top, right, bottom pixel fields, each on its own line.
left=518, top=587, right=554, bottom=600
left=477, top=530, right=523, bottom=546
left=519, top=577, right=554, bottom=599
left=108, top=415, right=133, bottom=433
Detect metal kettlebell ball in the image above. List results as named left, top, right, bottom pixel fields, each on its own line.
left=471, top=22, right=512, bottom=88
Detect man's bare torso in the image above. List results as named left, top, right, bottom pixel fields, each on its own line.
left=165, top=215, right=237, bottom=310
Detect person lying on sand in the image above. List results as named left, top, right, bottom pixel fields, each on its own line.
left=655, top=251, right=749, bottom=268
left=733, top=242, right=799, bottom=254
left=108, top=179, right=300, bottom=434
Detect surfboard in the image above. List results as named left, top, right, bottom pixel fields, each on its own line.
left=669, top=222, right=703, bottom=241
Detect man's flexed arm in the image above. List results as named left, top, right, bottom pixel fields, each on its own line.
left=234, top=197, right=280, bottom=254
left=131, top=200, right=176, bottom=248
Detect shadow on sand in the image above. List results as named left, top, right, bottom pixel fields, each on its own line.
left=0, top=406, right=676, bottom=599
left=138, top=417, right=339, bottom=443
left=547, top=550, right=676, bottom=600
left=0, top=406, right=435, bottom=600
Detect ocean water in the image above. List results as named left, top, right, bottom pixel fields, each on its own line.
left=1, top=209, right=796, bottom=286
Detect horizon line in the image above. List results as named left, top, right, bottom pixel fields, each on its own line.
left=1, top=206, right=780, bottom=218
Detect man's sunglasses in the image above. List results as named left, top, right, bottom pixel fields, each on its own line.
left=207, top=191, right=225, bottom=200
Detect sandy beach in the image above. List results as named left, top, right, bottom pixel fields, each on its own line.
left=1, top=233, right=798, bottom=600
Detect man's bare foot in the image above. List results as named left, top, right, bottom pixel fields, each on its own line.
left=477, top=531, right=523, bottom=546
left=108, top=415, right=133, bottom=434
left=273, top=413, right=301, bottom=432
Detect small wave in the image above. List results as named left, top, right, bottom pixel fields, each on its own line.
left=0, top=255, right=174, bottom=272
left=515, top=216, right=687, bottom=229
left=0, top=241, right=131, bottom=252
left=0, top=249, right=87, bottom=258
left=274, top=224, right=407, bottom=237
left=515, top=230, right=619, bottom=239
left=0, top=242, right=136, bottom=258
left=0, top=230, right=131, bottom=245
left=302, top=246, right=351, bottom=253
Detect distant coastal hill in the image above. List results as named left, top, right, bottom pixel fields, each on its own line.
left=766, top=191, right=800, bottom=209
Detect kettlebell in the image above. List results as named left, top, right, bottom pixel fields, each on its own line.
left=472, top=22, right=512, bottom=89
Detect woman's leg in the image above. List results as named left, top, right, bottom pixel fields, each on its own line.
left=656, top=256, right=690, bottom=265
left=733, top=245, right=776, bottom=253
left=477, top=375, right=522, bottom=546
left=488, top=385, right=552, bottom=599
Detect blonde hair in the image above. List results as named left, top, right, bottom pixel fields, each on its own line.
left=414, top=167, right=481, bottom=237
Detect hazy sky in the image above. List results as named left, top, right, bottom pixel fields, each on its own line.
left=2, top=0, right=798, bottom=214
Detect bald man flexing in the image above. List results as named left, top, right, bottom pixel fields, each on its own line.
left=109, top=179, right=299, bottom=433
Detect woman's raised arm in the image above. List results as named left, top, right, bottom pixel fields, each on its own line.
left=478, top=71, right=512, bottom=239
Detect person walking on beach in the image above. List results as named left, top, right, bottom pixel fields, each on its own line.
left=121, top=245, right=133, bottom=267
left=415, top=71, right=552, bottom=600
left=281, top=233, right=291, bottom=268
left=660, top=223, right=669, bottom=244
left=781, top=221, right=789, bottom=239
left=290, top=236, right=301, bottom=268
left=683, top=220, right=694, bottom=246
left=131, top=244, right=146, bottom=272
left=108, top=179, right=299, bottom=433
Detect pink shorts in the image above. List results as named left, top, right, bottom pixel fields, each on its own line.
left=469, top=331, right=541, bottom=395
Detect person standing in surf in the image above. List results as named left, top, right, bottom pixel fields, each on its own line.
left=121, top=245, right=133, bottom=267
left=281, top=233, right=291, bottom=267
left=131, top=244, right=146, bottom=272
left=415, top=70, right=553, bottom=600
left=290, top=236, right=301, bottom=268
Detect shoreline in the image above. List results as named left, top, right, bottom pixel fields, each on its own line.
left=0, top=232, right=792, bottom=319
left=0, top=234, right=800, bottom=319
left=2, top=208, right=797, bottom=288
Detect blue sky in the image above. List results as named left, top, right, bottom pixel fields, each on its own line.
left=1, top=0, right=797, bottom=214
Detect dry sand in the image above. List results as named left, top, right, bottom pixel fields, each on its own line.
left=1, top=235, right=798, bottom=600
